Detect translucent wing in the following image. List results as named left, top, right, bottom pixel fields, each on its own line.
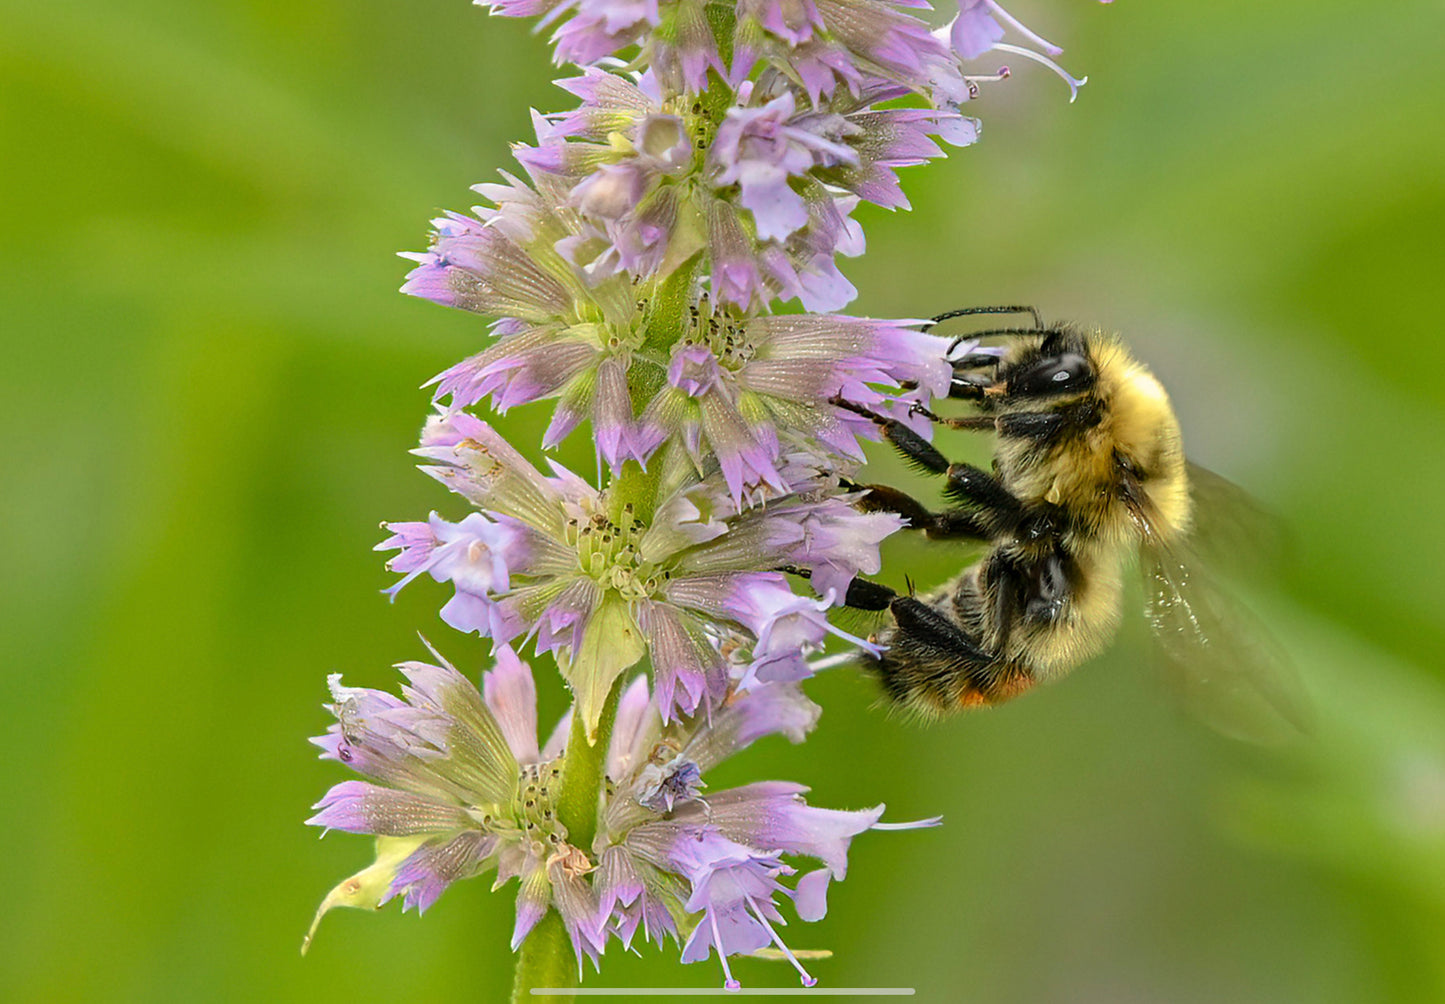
left=1183, top=462, right=1290, bottom=576
left=1141, top=537, right=1312, bottom=744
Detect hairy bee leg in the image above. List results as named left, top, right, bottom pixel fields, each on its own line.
left=941, top=463, right=1026, bottom=529
left=845, top=481, right=992, bottom=540
left=871, top=593, right=1038, bottom=712
left=905, top=403, right=998, bottom=432
left=842, top=576, right=897, bottom=611
left=942, top=462, right=1015, bottom=506
left=830, top=396, right=952, bottom=475
left=871, top=596, right=1007, bottom=710
left=888, top=596, right=994, bottom=663
left=980, top=547, right=1073, bottom=646
left=845, top=580, right=1014, bottom=704
left=831, top=399, right=1024, bottom=534
left=841, top=579, right=1000, bottom=668
left=845, top=481, right=933, bottom=525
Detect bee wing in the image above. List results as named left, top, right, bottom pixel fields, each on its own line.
left=1183, top=462, right=1290, bottom=576
left=1140, top=537, right=1312, bottom=744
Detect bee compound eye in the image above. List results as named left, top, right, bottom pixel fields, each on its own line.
left=1012, top=352, right=1092, bottom=397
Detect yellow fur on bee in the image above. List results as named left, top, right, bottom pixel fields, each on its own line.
left=995, top=332, right=1193, bottom=547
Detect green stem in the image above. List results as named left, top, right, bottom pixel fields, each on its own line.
left=611, top=256, right=699, bottom=526
left=510, top=679, right=624, bottom=1004
left=555, top=679, right=622, bottom=851
left=509, top=913, right=574, bottom=1004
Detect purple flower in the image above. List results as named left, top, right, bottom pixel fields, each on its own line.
left=809, top=80, right=981, bottom=211
left=377, top=512, right=531, bottom=636
left=950, top=0, right=1007, bottom=60
left=524, top=69, right=701, bottom=283
left=638, top=304, right=953, bottom=500
left=399, top=208, right=571, bottom=318
left=708, top=87, right=856, bottom=243
left=312, top=0, right=1095, bottom=985
left=939, top=0, right=1088, bottom=102
left=676, top=839, right=815, bottom=987
left=303, top=651, right=940, bottom=987
left=591, top=674, right=940, bottom=987
left=526, top=69, right=972, bottom=310
left=303, top=647, right=603, bottom=969
left=491, top=0, right=964, bottom=101
left=953, top=0, right=1060, bottom=59
left=401, top=177, right=654, bottom=470
left=635, top=753, right=706, bottom=812
left=736, top=579, right=878, bottom=686
left=555, top=0, right=664, bottom=66
left=394, top=412, right=910, bottom=726
left=736, top=0, right=968, bottom=103
left=778, top=492, right=900, bottom=602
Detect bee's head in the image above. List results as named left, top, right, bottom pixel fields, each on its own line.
left=994, top=325, right=1096, bottom=402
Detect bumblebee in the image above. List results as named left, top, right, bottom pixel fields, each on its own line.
left=834, top=306, right=1307, bottom=741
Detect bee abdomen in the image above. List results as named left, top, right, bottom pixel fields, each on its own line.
left=868, top=595, right=1037, bottom=717
left=867, top=649, right=1036, bottom=718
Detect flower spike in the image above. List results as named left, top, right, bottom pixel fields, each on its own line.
left=310, top=0, right=1094, bottom=989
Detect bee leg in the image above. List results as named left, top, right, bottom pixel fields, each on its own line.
left=976, top=548, right=1077, bottom=691
left=785, top=568, right=912, bottom=614
left=941, top=463, right=1027, bottom=534
left=888, top=596, right=994, bottom=664
left=871, top=595, right=1012, bottom=711
left=830, top=396, right=953, bottom=475
left=942, top=462, right=1016, bottom=506
left=841, top=576, right=898, bottom=611
left=929, top=509, right=994, bottom=540
left=846, top=481, right=992, bottom=541
left=846, top=482, right=934, bottom=525
left=907, top=403, right=997, bottom=432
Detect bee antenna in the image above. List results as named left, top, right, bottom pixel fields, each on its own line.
left=922, top=305, right=1044, bottom=333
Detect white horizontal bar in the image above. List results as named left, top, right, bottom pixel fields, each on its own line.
left=530, top=989, right=915, bottom=997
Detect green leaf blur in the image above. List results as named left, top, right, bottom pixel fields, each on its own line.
left=3, top=0, right=1443, bottom=999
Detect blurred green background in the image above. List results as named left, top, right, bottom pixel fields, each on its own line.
left=4, top=0, right=1444, bottom=999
